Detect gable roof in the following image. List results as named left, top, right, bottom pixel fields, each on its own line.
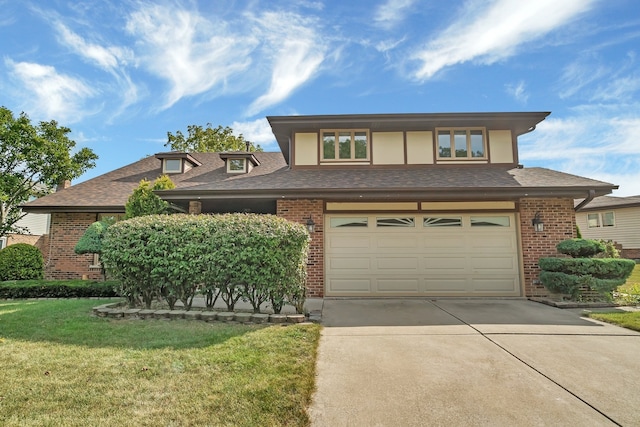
left=575, top=195, right=640, bottom=211
left=22, top=150, right=616, bottom=213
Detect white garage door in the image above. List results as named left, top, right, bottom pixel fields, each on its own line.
left=325, top=213, right=521, bottom=297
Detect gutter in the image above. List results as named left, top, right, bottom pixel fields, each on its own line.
left=574, top=189, right=596, bottom=212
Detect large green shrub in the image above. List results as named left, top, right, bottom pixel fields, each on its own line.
left=125, top=175, right=176, bottom=219
left=538, top=257, right=635, bottom=279
left=101, top=213, right=309, bottom=312
left=539, top=238, right=635, bottom=301
left=74, top=220, right=112, bottom=281
left=0, top=243, right=44, bottom=281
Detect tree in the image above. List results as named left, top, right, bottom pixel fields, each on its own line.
left=0, top=106, right=97, bottom=238
left=165, top=123, right=262, bottom=152
left=74, top=219, right=112, bottom=281
left=125, top=175, right=176, bottom=219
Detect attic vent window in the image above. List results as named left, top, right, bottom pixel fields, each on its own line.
left=229, top=159, right=246, bottom=172
left=164, top=159, right=182, bottom=173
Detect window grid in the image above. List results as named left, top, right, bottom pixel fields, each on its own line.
left=437, top=128, right=486, bottom=159
left=321, top=129, right=369, bottom=161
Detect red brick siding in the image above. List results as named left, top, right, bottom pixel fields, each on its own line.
left=519, top=198, right=576, bottom=297
left=621, top=248, right=640, bottom=260
left=277, top=199, right=324, bottom=297
left=45, top=213, right=101, bottom=280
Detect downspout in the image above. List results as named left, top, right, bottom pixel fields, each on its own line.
left=574, top=189, right=596, bottom=211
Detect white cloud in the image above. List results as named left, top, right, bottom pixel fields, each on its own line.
left=519, top=109, right=640, bottom=196
left=5, top=59, right=96, bottom=123
left=411, top=0, right=596, bottom=80
left=231, top=118, right=278, bottom=150
left=53, top=22, right=138, bottom=118
left=246, top=11, right=326, bottom=116
left=374, top=0, right=416, bottom=30
left=125, top=3, right=257, bottom=110
left=505, top=81, right=528, bottom=103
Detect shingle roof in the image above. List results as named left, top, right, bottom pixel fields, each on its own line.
left=575, top=195, right=640, bottom=211
left=23, top=151, right=617, bottom=213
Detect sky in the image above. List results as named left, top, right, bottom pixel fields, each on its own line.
left=1, top=0, right=639, bottom=196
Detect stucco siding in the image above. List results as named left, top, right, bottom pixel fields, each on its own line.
left=406, top=131, right=434, bottom=164
left=372, top=132, right=404, bottom=165
left=294, top=132, right=319, bottom=166
left=488, top=130, right=514, bottom=164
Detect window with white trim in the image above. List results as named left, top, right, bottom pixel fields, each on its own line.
left=0, top=237, right=6, bottom=250
left=322, top=130, right=369, bottom=161
left=587, top=212, right=615, bottom=228
left=228, top=158, right=246, bottom=173
left=437, top=128, right=486, bottom=159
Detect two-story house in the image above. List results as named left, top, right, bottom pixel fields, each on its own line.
left=23, top=112, right=616, bottom=298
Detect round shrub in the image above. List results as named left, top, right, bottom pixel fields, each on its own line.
left=538, top=257, right=635, bottom=279
left=0, top=243, right=44, bottom=281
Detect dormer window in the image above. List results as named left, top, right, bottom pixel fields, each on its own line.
left=220, top=152, right=260, bottom=174
left=155, top=152, right=202, bottom=174
left=164, top=159, right=182, bottom=173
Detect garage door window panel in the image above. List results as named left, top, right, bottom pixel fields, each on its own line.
left=376, top=217, right=415, bottom=227
left=423, top=217, right=462, bottom=227
left=470, top=216, right=510, bottom=227
left=330, top=217, right=368, bottom=228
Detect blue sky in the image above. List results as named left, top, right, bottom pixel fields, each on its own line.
left=1, top=0, right=639, bottom=196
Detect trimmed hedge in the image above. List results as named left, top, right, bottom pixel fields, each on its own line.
left=101, top=213, right=309, bottom=313
left=556, top=238, right=605, bottom=258
left=0, top=243, right=44, bottom=281
left=539, top=271, right=626, bottom=299
left=0, top=280, right=119, bottom=299
left=538, top=257, right=636, bottom=279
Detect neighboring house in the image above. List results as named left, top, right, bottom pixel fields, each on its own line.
left=1, top=212, right=50, bottom=254
left=23, top=112, right=617, bottom=298
left=575, top=195, right=640, bottom=260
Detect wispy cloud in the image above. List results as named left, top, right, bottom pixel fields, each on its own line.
left=373, top=0, right=416, bottom=30
left=410, top=0, right=596, bottom=80
left=5, top=59, right=96, bottom=123
left=231, top=118, right=277, bottom=149
left=519, top=107, right=640, bottom=195
left=125, top=3, right=257, bottom=110
left=246, top=11, right=326, bottom=116
left=505, top=81, right=528, bottom=103
left=53, top=22, right=138, bottom=118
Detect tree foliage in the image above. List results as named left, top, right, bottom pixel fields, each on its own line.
left=125, top=175, right=176, bottom=219
left=165, top=123, right=262, bottom=153
left=0, top=106, right=97, bottom=238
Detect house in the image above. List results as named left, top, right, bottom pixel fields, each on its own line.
left=1, top=212, right=50, bottom=256
left=575, top=195, right=640, bottom=260
left=23, top=112, right=617, bottom=298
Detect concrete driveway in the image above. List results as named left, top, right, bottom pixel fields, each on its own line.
left=308, top=299, right=640, bottom=426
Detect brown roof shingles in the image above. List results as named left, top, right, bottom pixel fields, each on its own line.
left=23, top=152, right=617, bottom=212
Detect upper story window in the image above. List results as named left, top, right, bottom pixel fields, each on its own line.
left=437, top=128, right=486, bottom=159
left=322, top=130, right=369, bottom=161
left=228, top=159, right=246, bottom=173
left=587, top=212, right=615, bottom=228
left=155, top=152, right=202, bottom=174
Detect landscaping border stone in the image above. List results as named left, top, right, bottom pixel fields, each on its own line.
left=91, top=302, right=314, bottom=325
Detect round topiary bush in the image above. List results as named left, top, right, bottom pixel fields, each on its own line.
left=0, top=243, right=45, bottom=281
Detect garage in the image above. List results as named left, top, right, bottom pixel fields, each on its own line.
left=325, top=213, right=521, bottom=297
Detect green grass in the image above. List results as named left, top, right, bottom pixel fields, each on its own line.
left=616, top=264, right=640, bottom=305
left=0, top=299, right=321, bottom=426
left=587, top=311, right=640, bottom=332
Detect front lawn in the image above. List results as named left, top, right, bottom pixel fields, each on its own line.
left=616, top=263, right=640, bottom=305
left=587, top=311, right=640, bottom=332
left=0, top=299, right=321, bottom=426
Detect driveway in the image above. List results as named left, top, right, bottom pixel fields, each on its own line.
left=308, top=299, right=640, bottom=426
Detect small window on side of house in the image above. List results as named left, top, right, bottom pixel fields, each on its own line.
left=228, top=159, right=246, bottom=173
left=163, top=159, right=182, bottom=174
left=602, top=212, right=615, bottom=227
left=587, top=213, right=600, bottom=228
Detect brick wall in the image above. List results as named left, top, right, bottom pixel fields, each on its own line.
left=45, top=212, right=101, bottom=280
left=5, top=233, right=50, bottom=263
left=519, top=198, right=576, bottom=297
left=621, top=248, right=640, bottom=260
left=276, top=199, right=324, bottom=297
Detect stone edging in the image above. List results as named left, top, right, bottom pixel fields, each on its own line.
left=92, top=303, right=310, bottom=324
